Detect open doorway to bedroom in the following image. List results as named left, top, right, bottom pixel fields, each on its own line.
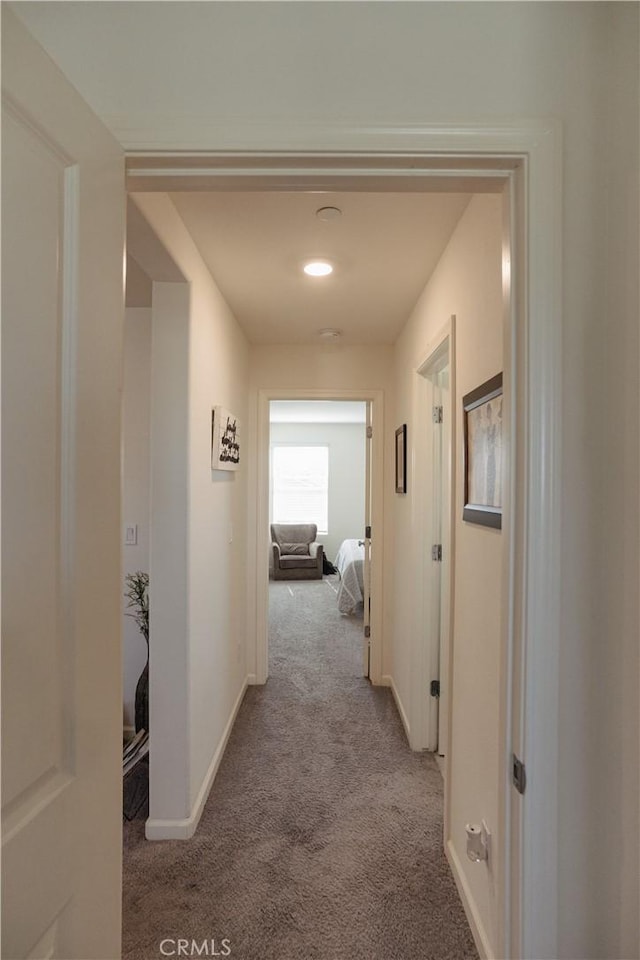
left=267, top=399, right=370, bottom=681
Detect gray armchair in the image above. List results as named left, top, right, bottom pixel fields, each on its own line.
left=270, top=523, right=324, bottom=580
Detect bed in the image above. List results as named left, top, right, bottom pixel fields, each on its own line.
left=334, top=538, right=365, bottom=615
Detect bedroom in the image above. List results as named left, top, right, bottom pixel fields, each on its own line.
left=268, top=400, right=369, bottom=677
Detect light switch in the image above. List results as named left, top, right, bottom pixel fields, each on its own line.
left=125, top=524, right=138, bottom=546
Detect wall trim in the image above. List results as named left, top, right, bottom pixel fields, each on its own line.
left=381, top=673, right=411, bottom=744
left=446, top=839, right=494, bottom=960
left=115, top=116, right=552, bottom=156
left=127, top=123, right=562, bottom=959
left=145, top=677, right=248, bottom=841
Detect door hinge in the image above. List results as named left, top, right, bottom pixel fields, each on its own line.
left=433, top=405, right=443, bottom=423
left=430, top=680, right=441, bottom=698
left=366, top=425, right=373, bottom=439
left=365, top=525, right=371, bottom=539
left=512, top=754, right=526, bottom=795
left=364, top=625, right=371, bottom=639
left=431, top=544, right=442, bottom=561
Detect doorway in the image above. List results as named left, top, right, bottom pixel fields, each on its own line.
left=267, top=400, right=370, bottom=679
left=3, top=22, right=563, bottom=953
left=255, top=389, right=384, bottom=688
left=124, top=198, right=191, bottom=838
left=412, top=323, right=454, bottom=763
left=128, top=142, right=560, bottom=960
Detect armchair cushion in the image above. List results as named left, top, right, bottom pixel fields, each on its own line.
left=280, top=542, right=310, bottom=556
left=278, top=554, right=320, bottom=570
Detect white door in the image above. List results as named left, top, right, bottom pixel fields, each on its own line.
left=362, top=403, right=373, bottom=677
left=427, top=377, right=443, bottom=751
left=416, top=330, right=453, bottom=755
left=434, top=364, right=452, bottom=756
left=2, top=11, right=125, bottom=959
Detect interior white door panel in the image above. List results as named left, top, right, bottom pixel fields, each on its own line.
left=2, top=11, right=125, bottom=959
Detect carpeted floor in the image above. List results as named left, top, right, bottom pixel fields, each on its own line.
left=122, top=578, right=477, bottom=960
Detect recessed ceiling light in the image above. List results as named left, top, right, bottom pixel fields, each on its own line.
left=318, top=327, right=342, bottom=341
left=316, top=206, right=342, bottom=222
left=303, top=260, right=333, bottom=277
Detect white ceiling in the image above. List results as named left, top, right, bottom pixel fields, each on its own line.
left=169, top=191, right=470, bottom=344
left=13, top=3, right=473, bottom=346
left=10, top=3, right=510, bottom=142
left=270, top=401, right=366, bottom=424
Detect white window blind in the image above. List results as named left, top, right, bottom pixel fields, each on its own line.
left=272, top=445, right=329, bottom=533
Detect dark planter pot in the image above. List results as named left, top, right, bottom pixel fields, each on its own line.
left=134, top=660, right=149, bottom=733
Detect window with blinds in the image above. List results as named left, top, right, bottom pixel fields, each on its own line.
left=271, top=445, right=329, bottom=533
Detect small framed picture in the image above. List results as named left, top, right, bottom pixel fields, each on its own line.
left=395, top=424, right=407, bottom=494
left=462, top=373, right=503, bottom=528
left=211, top=407, right=240, bottom=472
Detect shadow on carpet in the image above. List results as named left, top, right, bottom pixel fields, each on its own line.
left=123, top=578, right=477, bottom=960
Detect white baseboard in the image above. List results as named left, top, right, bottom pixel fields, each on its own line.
left=145, top=676, right=249, bottom=841
left=446, top=838, right=494, bottom=960
left=379, top=677, right=492, bottom=958
left=381, top=673, right=411, bottom=744
left=246, top=673, right=258, bottom=685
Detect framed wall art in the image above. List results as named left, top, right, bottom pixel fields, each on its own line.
left=395, top=424, right=407, bottom=494
left=211, top=407, right=240, bottom=472
left=462, top=373, right=503, bottom=528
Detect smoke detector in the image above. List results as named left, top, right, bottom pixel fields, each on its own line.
left=316, top=206, right=342, bottom=222
left=318, top=328, right=343, bottom=341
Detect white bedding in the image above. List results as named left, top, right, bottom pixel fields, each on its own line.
left=335, top=538, right=365, bottom=615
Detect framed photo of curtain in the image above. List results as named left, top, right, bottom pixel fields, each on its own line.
left=462, top=373, right=503, bottom=528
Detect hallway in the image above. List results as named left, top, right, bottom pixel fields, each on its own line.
left=123, top=580, right=476, bottom=960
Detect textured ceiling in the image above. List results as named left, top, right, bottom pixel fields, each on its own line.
left=170, top=191, right=470, bottom=344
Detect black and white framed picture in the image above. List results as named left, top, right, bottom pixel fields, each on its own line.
left=211, top=407, right=240, bottom=471
left=395, top=424, right=407, bottom=494
left=462, top=373, right=503, bottom=528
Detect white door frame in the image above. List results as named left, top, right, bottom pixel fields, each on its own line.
left=362, top=399, right=373, bottom=678
left=411, top=319, right=455, bottom=759
left=256, top=388, right=385, bottom=686
left=126, top=122, right=562, bottom=960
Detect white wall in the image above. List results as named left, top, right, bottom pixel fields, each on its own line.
left=14, top=3, right=639, bottom=952
left=149, top=281, right=191, bottom=821
left=392, top=195, right=503, bottom=954
left=122, top=307, right=152, bottom=730
left=269, top=420, right=366, bottom=561
left=583, top=8, right=639, bottom=958
left=130, top=194, right=250, bottom=835
left=125, top=254, right=152, bottom=308
left=244, top=9, right=639, bottom=956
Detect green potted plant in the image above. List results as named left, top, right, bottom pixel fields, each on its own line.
left=125, top=571, right=149, bottom=733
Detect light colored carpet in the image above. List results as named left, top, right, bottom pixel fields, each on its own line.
left=123, top=578, right=477, bottom=960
